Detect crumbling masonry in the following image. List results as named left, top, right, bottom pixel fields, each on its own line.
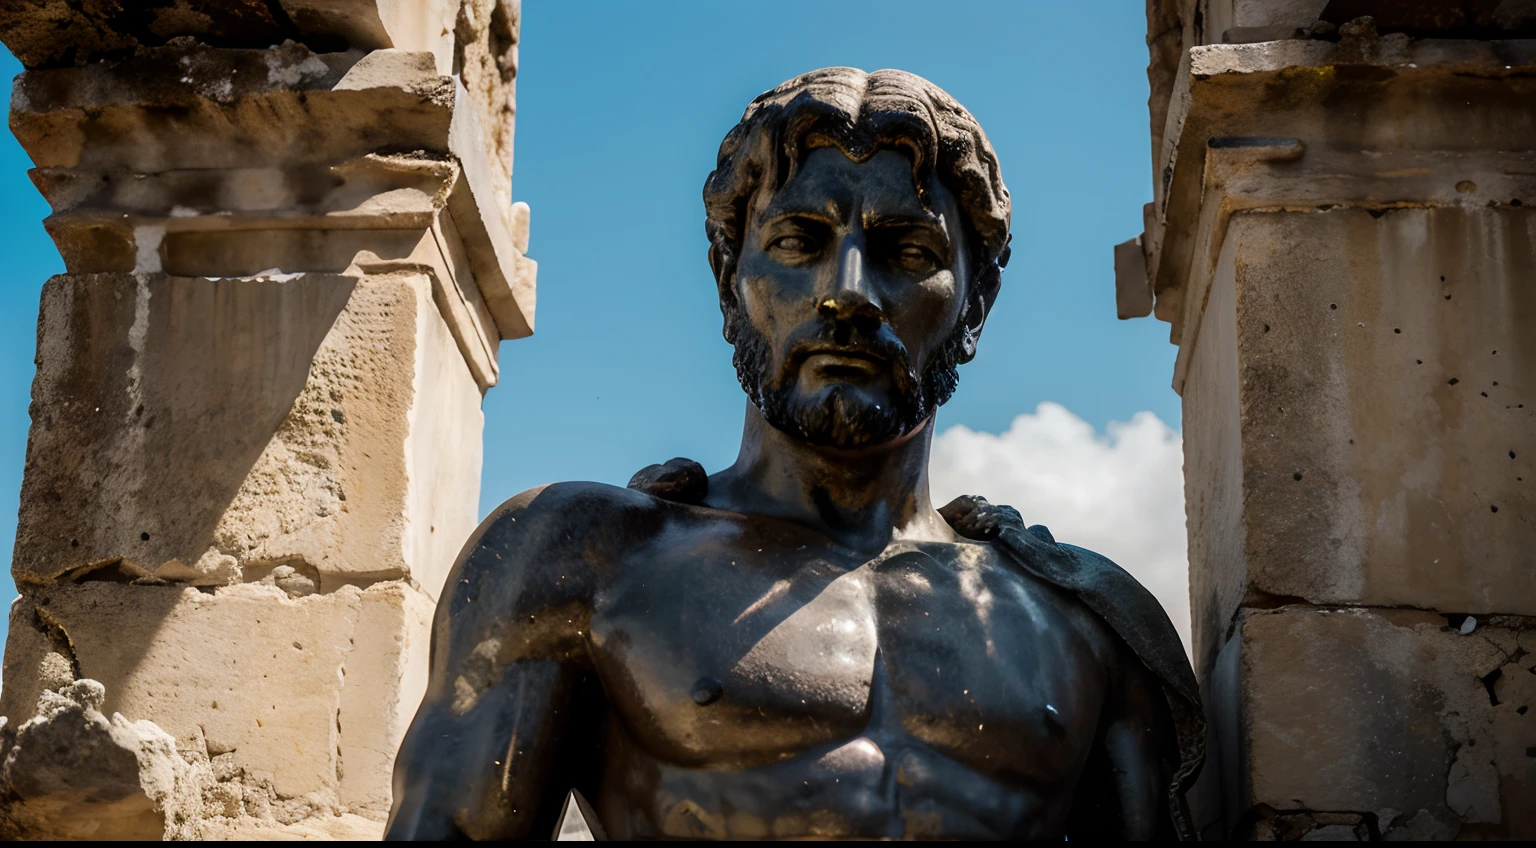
left=1117, top=1, right=1535, bottom=840
left=0, top=1, right=533, bottom=839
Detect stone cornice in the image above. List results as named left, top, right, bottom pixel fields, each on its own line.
left=1141, top=33, right=1536, bottom=363
left=9, top=42, right=535, bottom=387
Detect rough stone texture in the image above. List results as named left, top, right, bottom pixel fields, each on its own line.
left=1137, top=9, right=1536, bottom=841
left=1204, top=0, right=1330, bottom=43
left=282, top=1, right=460, bottom=69
left=0, top=679, right=208, bottom=840
left=0, top=1, right=466, bottom=69
left=11, top=272, right=483, bottom=597
left=0, top=674, right=389, bottom=840
left=1234, top=209, right=1533, bottom=613
left=1144, top=25, right=1536, bottom=338
left=1207, top=606, right=1536, bottom=840
left=453, top=0, right=520, bottom=213
left=9, top=38, right=535, bottom=341
left=1181, top=208, right=1536, bottom=669
left=336, top=582, right=435, bottom=814
left=1180, top=228, right=1247, bottom=675
left=0, top=2, right=527, bottom=838
left=1147, top=0, right=1536, bottom=146
left=200, top=811, right=384, bottom=839
left=9, top=44, right=448, bottom=173
left=0, top=581, right=432, bottom=829
left=403, top=279, right=487, bottom=604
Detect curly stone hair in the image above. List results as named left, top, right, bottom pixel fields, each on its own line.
left=702, top=67, right=1012, bottom=345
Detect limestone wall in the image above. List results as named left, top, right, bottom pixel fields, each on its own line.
left=1123, top=1, right=1535, bottom=840
left=0, top=2, right=532, bottom=839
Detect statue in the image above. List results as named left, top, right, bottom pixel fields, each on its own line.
left=385, top=68, right=1203, bottom=841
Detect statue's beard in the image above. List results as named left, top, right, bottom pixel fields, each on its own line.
left=727, top=307, right=967, bottom=450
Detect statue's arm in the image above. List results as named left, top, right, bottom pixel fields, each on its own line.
left=1064, top=640, right=1178, bottom=841
left=1100, top=654, right=1178, bottom=840
left=385, top=486, right=603, bottom=841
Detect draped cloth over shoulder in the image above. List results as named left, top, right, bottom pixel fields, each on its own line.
left=940, top=494, right=1206, bottom=841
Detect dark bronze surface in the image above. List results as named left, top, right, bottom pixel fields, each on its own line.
left=386, top=68, right=1201, bottom=841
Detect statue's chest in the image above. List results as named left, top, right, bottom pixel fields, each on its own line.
left=586, top=537, right=1105, bottom=780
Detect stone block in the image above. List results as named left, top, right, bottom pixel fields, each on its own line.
left=1182, top=208, right=1536, bottom=661
left=0, top=1, right=462, bottom=70
left=32, top=156, right=452, bottom=235
left=0, top=580, right=434, bottom=823
left=403, top=274, right=487, bottom=601
left=451, top=0, right=521, bottom=208
left=200, top=811, right=384, bottom=839
left=1211, top=605, right=1536, bottom=839
left=1147, top=34, right=1536, bottom=333
left=0, top=2, right=280, bottom=68
left=282, top=1, right=460, bottom=69
left=5, top=584, right=362, bottom=801
left=337, top=582, right=434, bottom=814
left=8, top=34, right=518, bottom=246
left=1181, top=227, right=1247, bottom=669
left=11, top=40, right=536, bottom=343
left=9, top=44, right=451, bottom=174
left=13, top=271, right=480, bottom=596
left=1113, top=236, right=1152, bottom=319
left=1204, top=0, right=1329, bottom=44
left=0, top=598, right=55, bottom=736
left=1317, top=1, right=1536, bottom=36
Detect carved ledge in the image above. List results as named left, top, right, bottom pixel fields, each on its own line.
left=1138, top=33, right=1536, bottom=350
left=0, top=1, right=468, bottom=70
left=9, top=41, right=535, bottom=386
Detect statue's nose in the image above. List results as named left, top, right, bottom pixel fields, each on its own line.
left=816, top=293, right=883, bottom=337
left=835, top=241, right=869, bottom=299
left=817, top=242, right=883, bottom=335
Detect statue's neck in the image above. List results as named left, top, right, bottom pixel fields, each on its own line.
left=708, top=402, right=955, bottom=554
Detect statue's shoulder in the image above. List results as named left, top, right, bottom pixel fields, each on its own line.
left=489, top=480, right=665, bottom=527
left=456, top=481, right=672, bottom=580
left=433, top=482, right=677, bottom=649
left=453, top=462, right=718, bottom=598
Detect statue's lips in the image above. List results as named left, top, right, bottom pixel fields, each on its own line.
left=799, top=348, right=887, bottom=377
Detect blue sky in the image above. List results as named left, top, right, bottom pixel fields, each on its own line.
left=0, top=1, right=1179, bottom=651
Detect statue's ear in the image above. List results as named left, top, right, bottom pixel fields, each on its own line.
left=960, top=237, right=1008, bottom=362
left=710, top=242, right=741, bottom=343
left=708, top=243, right=726, bottom=286
left=959, top=296, right=986, bottom=362
left=979, top=236, right=1009, bottom=313
left=958, top=272, right=995, bottom=363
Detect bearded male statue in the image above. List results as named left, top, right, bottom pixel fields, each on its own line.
left=386, top=68, right=1203, bottom=841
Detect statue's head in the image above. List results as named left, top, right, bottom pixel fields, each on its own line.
left=705, top=67, right=1011, bottom=450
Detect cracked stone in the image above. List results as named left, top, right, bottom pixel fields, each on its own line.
left=1212, top=607, right=1535, bottom=835
left=0, top=679, right=210, bottom=840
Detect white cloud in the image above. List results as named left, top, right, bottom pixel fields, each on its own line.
left=929, top=402, right=1191, bottom=653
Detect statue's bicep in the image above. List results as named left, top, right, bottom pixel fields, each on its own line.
left=389, top=658, right=586, bottom=840
left=389, top=531, right=595, bottom=837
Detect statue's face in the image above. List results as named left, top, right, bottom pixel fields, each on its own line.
left=730, top=146, right=973, bottom=449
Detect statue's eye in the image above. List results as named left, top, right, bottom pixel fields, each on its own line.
left=899, top=245, right=938, bottom=270
left=771, top=236, right=810, bottom=253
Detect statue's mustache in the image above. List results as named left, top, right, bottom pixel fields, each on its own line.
left=773, top=320, right=920, bottom=395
